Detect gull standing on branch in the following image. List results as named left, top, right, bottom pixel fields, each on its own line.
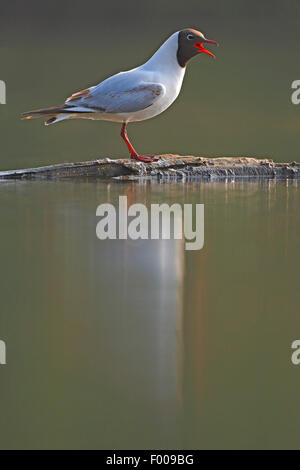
left=22, top=29, right=218, bottom=163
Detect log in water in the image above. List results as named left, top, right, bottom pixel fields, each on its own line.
left=0, top=155, right=299, bottom=180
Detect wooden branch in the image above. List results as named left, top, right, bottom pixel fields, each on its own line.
left=0, top=155, right=299, bottom=180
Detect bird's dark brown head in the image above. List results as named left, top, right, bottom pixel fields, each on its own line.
left=177, top=28, right=218, bottom=67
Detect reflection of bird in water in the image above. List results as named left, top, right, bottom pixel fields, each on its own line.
left=22, top=29, right=218, bottom=163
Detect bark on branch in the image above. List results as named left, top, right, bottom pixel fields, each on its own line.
left=0, top=155, right=299, bottom=180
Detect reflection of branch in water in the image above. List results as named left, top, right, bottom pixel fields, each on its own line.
left=180, top=243, right=209, bottom=443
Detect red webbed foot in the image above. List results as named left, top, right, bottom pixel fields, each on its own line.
left=131, top=154, right=159, bottom=163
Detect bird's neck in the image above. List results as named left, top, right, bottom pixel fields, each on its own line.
left=142, top=32, right=185, bottom=77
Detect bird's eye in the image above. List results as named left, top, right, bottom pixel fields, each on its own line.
left=187, top=34, right=194, bottom=40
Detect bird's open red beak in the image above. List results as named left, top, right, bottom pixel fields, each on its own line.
left=195, top=39, right=219, bottom=58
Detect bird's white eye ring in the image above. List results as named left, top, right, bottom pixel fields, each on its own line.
left=187, top=34, right=194, bottom=40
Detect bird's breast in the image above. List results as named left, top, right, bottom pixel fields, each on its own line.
left=126, top=68, right=185, bottom=122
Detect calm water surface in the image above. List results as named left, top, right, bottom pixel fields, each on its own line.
left=0, top=178, right=299, bottom=449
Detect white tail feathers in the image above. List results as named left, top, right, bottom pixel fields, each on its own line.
left=45, top=115, right=72, bottom=126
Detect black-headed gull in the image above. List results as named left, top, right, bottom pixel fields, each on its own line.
left=22, top=28, right=218, bottom=163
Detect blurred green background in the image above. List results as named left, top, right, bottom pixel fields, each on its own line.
left=0, top=0, right=299, bottom=169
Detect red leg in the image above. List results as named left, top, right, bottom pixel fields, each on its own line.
left=120, top=123, right=157, bottom=163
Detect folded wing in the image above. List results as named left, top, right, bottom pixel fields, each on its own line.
left=65, top=72, right=165, bottom=114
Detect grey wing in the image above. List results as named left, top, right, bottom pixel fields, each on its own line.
left=65, top=72, right=166, bottom=114
left=98, top=83, right=165, bottom=113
